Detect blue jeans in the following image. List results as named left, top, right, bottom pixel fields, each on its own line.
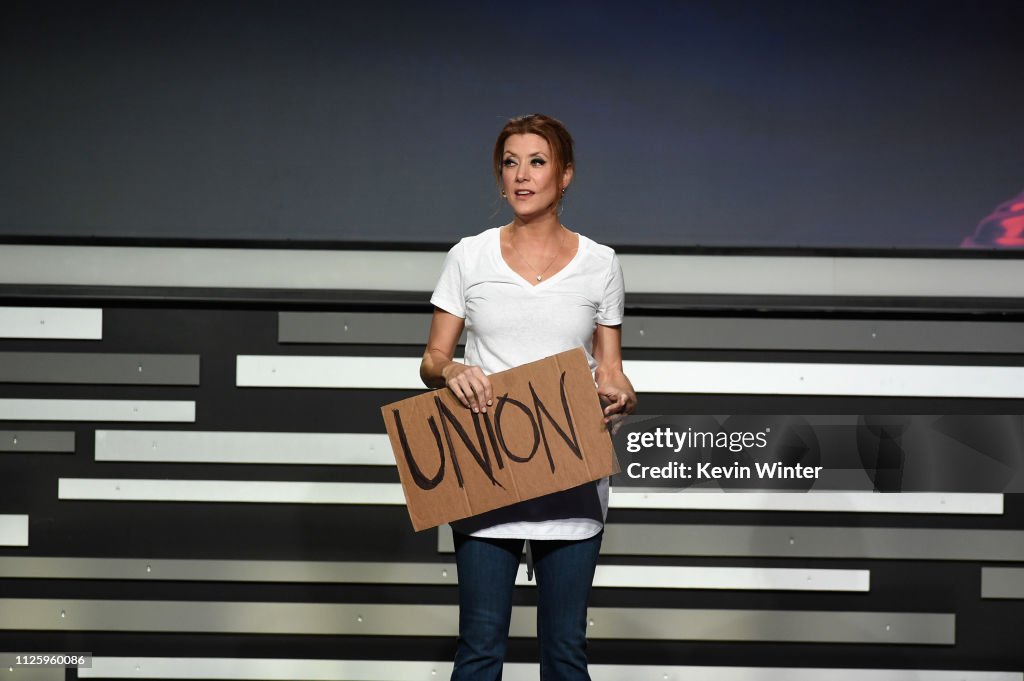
left=450, top=530, right=603, bottom=681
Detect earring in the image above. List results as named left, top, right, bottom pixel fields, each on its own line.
left=501, top=190, right=507, bottom=197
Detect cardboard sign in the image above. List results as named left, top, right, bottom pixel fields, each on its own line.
left=381, top=347, right=618, bottom=531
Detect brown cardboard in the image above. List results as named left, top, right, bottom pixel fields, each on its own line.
left=381, top=347, right=618, bottom=531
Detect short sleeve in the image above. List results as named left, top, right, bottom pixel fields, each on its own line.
left=597, top=253, right=624, bottom=326
left=429, top=241, right=467, bottom=318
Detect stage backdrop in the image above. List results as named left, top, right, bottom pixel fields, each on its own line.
left=1, top=0, right=1023, bottom=250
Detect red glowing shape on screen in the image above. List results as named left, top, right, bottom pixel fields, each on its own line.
left=961, top=189, right=1024, bottom=248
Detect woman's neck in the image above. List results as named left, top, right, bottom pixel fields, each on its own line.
left=508, top=213, right=563, bottom=241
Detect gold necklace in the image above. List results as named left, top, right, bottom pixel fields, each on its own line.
left=508, top=225, right=566, bottom=282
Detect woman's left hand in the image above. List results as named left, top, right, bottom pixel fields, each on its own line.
left=596, top=370, right=637, bottom=436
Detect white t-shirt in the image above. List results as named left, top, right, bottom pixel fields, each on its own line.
left=430, top=226, right=624, bottom=540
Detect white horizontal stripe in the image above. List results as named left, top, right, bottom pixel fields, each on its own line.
left=610, top=492, right=1004, bottom=514
left=95, top=431, right=394, bottom=465
left=80, top=658, right=1022, bottom=681
left=4, top=245, right=1024, bottom=299
left=0, top=306, right=102, bottom=339
left=0, top=515, right=28, bottom=546
left=56, top=478, right=1000, bottom=515
left=0, top=557, right=866, bottom=592
left=235, top=355, right=1024, bottom=398
left=237, top=355, right=424, bottom=389
left=588, top=565, right=868, bottom=591
left=58, top=479, right=406, bottom=504
left=0, top=399, right=195, bottom=422
left=624, top=360, right=1024, bottom=398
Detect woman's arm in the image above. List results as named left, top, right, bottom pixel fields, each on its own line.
left=593, top=323, right=637, bottom=433
left=420, top=308, right=493, bottom=413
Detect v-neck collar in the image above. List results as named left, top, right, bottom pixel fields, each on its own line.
left=495, top=226, right=586, bottom=290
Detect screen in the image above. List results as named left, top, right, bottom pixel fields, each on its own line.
left=2, top=0, right=1022, bottom=249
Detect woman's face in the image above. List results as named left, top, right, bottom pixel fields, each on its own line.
left=501, top=133, right=572, bottom=219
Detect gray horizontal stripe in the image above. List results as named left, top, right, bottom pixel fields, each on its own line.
left=0, top=599, right=465, bottom=636
left=0, top=306, right=102, bottom=340
left=0, top=516, right=28, bottom=546
left=0, top=430, right=75, bottom=453
left=439, top=524, right=1024, bottom=561
left=0, top=399, right=195, bottom=423
left=0, top=353, right=198, bottom=385
left=0, top=557, right=868, bottom=592
left=585, top=607, right=953, bottom=644
left=602, top=525, right=1024, bottom=561
left=279, top=311, right=465, bottom=345
left=2, top=245, right=1023, bottom=298
left=0, top=658, right=64, bottom=681
left=80, top=658, right=1022, bottom=681
left=0, top=599, right=948, bottom=643
left=0, top=558, right=458, bottom=585
left=280, top=312, right=1024, bottom=354
left=57, top=479, right=405, bottom=504
left=981, top=567, right=1024, bottom=599
left=95, top=431, right=394, bottom=465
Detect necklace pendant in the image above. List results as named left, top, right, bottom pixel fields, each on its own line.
left=536, top=275, right=542, bottom=281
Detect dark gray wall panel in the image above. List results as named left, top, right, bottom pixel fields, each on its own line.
left=0, top=430, right=74, bottom=453
left=0, top=660, right=64, bottom=681
left=280, top=313, right=1024, bottom=354
left=0, top=352, right=198, bottom=385
left=279, top=312, right=436, bottom=345
left=981, top=567, right=1024, bottom=599
left=601, top=525, right=1024, bottom=561
left=585, top=607, right=954, bottom=644
left=623, top=318, right=1024, bottom=353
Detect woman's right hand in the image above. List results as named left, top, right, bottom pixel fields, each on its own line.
left=442, top=362, right=493, bottom=413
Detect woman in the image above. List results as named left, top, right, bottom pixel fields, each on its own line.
left=420, top=113, right=636, bottom=681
